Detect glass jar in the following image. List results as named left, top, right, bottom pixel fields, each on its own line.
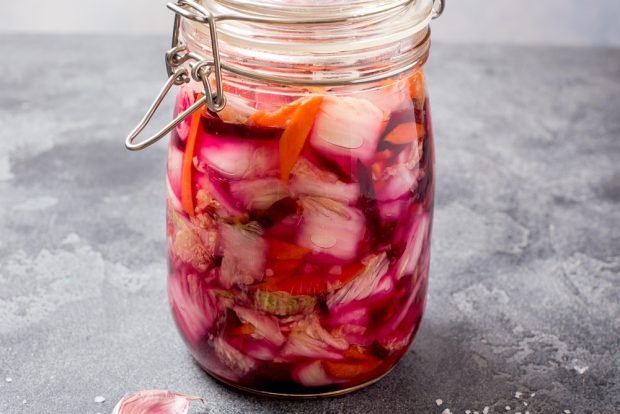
left=127, top=0, right=443, bottom=397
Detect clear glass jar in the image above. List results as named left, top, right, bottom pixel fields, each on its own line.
left=130, top=0, right=441, bottom=398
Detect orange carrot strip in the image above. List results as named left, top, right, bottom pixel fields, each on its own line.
left=279, top=96, right=324, bottom=183
left=249, top=104, right=299, bottom=129
left=323, top=356, right=382, bottom=379
left=231, top=323, right=256, bottom=336
left=384, top=122, right=426, bottom=145
left=409, top=71, right=426, bottom=108
left=181, top=105, right=204, bottom=216
left=267, top=239, right=312, bottom=261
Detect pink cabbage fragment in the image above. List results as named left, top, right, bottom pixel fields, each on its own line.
left=281, top=314, right=348, bottom=360
left=292, top=361, right=333, bottom=387
left=213, top=336, right=257, bottom=375
left=112, top=390, right=204, bottom=414
left=289, top=158, right=360, bottom=204
left=219, top=223, right=266, bottom=288
left=297, top=197, right=365, bottom=261
left=396, top=213, right=430, bottom=278
left=229, top=177, right=288, bottom=211
left=375, top=144, right=422, bottom=202
left=174, top=87, right=196, bottom=142
left=233, top=306, right=286, bottom=346
left=168, top=273, right=218, bottom=347
left=327, top=253, right=391, bottom=308
left=198, top=135, right=279, bottom=179
left=167, top=145, right=184, bottom=210
left=309, top=96, right=384, bottom=169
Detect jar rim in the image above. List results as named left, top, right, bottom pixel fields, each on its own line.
left=179, top=0, right=434, bottom=87
left=197, top=0, right=434, bottom=54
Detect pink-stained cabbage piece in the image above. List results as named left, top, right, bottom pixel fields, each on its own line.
left=167, top=176, right=183, bottom=214
left=375, top=143, right=422, bottom=202
left=289, top=158, right=360, bottom=204
left=365, top=79, right=412, bottom=116
left=197, top=135, right=279, bottom=179
left=112, top=390, right=203, bottom=414
left=213, top=336, right=257, bottom=375
left=327, top=253, right=391, bottom=308
left=229, top=177, right=288, bottom=211
left=326, top=304, right=372, bottom=346
left=396, top=213, right=430, bottom=278
left=167, top=145, right=184, bottom=203
left=281, top=314, right=348, bottom=360
left=309, top=96, right=384, bottom=170
left=297, top=197, right=365, bottom=262
left=233, top=306, right=286, bottom=346
left=219, top=223, right=266, bottom=288
left=174, top=87, right=196, bottom=142
left=292, top=360, right=334, bottom=387
left=169, top=210, right=214, bottom=273
left=168, top=273, right=218, bottom=347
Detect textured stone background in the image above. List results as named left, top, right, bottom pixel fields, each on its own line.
left=0, top=36, right=619, bottom=413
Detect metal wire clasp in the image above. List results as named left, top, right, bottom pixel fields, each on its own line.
left=125, top=0, right=225, bottom=151
left=125, top=0, right=446, bottom=151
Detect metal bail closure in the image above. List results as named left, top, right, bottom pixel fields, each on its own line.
left=125, top=0, right=225, bottom=151
left=432, top=0, right=446, bottom=19
left=126, top=0, right=445, bottom=151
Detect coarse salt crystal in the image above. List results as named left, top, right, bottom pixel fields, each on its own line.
left=441, top=409, right=452, bottom=414
left=5, top=377, right=12, bottom=383
left=530, top=393, right=536, bottom=397
left=94, top=396, right=106, bottom=403
left=436, top=399, right=443, bottom=406
left=515, top=391, right=523, bottom=398
left=483, top=408, right=489, bottom=414
left=505, top=406, right=511, bottom=411
left=523, top=402, right=528, bottom=407
left=564, top=411, right=571, bottom=414
left=466, top=410, right=471, bottom=414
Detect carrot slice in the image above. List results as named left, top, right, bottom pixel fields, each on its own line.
left=231, top=323, right=256, bottom=336
left=279, top=96, right=324, bottom=183
left=268, top=259, right=304, bottom=275
left=323, top=356, right=382, bottom=379
left=249, top=104, right=299, bottom=129
left=267, top=239, right=312, bottom=261
left=260, top=262, right=364, bottom=296
left=384, top=122, right=426, bottom=145
left=181, top=103, right=204, bottom=216
left=409, top=71, right=426, bottom=108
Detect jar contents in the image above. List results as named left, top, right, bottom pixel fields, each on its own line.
left=166, top=71, right=434, bottom=394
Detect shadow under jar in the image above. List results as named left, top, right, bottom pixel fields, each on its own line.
left=128, top=0, right=443, bottom=398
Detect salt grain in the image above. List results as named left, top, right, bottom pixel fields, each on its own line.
left=483, top=408, right=489, bottom=414
left=436, top=399, right=443, bottom=406
left=515, top=391, right=523, bottom=398
left=530, top=392, right=536, bottom=397
left=22, top=400, right=27, bottom=404
left=441, top=409, right=452, bottom=414
left=466, top=410, right=471, bottom=414
left=5, top=377, right=12, bottom=383
left=523, top=402, right=528, bottom=407
left=564, top=410, right=571, bottom=414
left=94, top=396, right=106, bottom=403
left=505, top=406, right=511, bottom=411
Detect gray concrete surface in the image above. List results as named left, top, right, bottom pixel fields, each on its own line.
left=0, top=35, right=619, bottom=413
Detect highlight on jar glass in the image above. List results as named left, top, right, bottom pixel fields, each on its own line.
left=126, top=0, right=444, bottom=397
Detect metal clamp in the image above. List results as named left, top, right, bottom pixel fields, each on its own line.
left=432, top=0, right=446, bottom=19
left=125, top=0, right=445, bottom=151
